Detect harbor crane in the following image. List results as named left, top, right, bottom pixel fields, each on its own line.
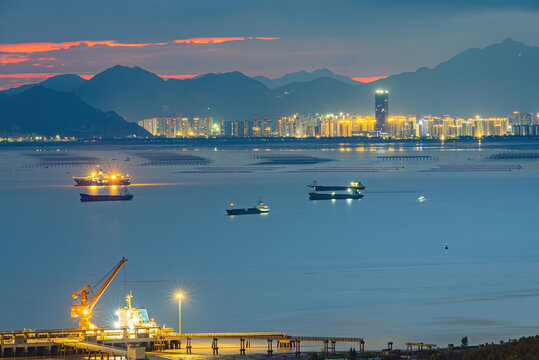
left=71, top=257, right=127, bottom=329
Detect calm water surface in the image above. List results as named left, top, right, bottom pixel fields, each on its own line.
left=1, top=143, right=538, bottom=350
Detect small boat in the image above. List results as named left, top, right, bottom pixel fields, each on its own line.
left=227, top=200, right=270, bottom=216
left=417, top=196, right=426, bottom=203
left=80, top=187, right=133, bottom=202
left=309, top=191, right=363, bottom=200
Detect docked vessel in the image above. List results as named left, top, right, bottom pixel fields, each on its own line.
left=227, top=200, right=270, bottom=215
left=73, top=165, right=131, bottom=186
left=114, top=292, right=156, bottom=329
left=80, top=187, right=133, bottom=202
left=308, top=180, right=364, bottom=200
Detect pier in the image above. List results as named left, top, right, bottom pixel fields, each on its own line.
left=0, top=326, right=365, bottom=360
left=173, top=332, right=365, bottom=356
left=0, top=328, right=364, bottom=358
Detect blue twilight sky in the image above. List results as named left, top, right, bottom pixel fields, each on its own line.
left=0, top=0, right=539, bottom=89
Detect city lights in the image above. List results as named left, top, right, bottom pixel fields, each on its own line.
left=135, top=111, right=538, bottom=140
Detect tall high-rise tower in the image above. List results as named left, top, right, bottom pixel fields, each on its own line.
left=375, top=90, right=389, bottom=132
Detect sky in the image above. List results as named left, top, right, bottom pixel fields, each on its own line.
left=1, top=0, right=539, bottom=90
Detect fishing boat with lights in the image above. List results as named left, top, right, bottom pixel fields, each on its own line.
left=227, top=200, right=270, bottom=215
left=80, top=187, right=133, bottom=202
left=308, top=180, right=364, bottom=200
left=73, top=165, right=131, bottom=186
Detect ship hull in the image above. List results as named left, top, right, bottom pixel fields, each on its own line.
left=226, top=208, right=268, bottom=215
left=80, top=194, right=134, bottom=202
left=309, top=192, right=363, bottom=200
left=308, top=185, right=365, bottom=191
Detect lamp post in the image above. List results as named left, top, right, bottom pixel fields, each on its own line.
left=176, top=293, right=183, bottom=335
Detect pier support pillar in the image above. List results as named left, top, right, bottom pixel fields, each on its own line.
left=267, top=339, right=273, bottom=356
left=331, top=340, right=336, bottom=355
left=212, top=338, right=219, bottom=355
left=360, top=340, right=364, bottom=355
left=186, top=338, right=192, bottom=354
left=323, top=340, right=329, bottom=354
left=246, top=338, right=251, bottom=348
left=240, top=338, right=246, bottom=355
left=295, top=340, right=301, bottom=358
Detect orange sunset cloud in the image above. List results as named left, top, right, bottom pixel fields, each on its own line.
left=159, top=74, right=199, bottom=80
left=0, top=40, right=160, bottom=54
left=0, top=72, right=61, bottom=79
left=0, top=37, right=279, bottom=54
left=352, top=76, right=388, bottom=83
left=0, top=54, right=30, bottom=64
left=174, top=36, right=279, bottom=44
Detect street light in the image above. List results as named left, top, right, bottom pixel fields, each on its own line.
left=176, top=293, right=183, bottom=335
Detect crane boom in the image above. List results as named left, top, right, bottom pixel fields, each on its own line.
left=71, top=257, right=128, bottom=329
left=90, top=257, right=127, bottom=309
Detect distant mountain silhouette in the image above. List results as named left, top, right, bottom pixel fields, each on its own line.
left=254, top=68, right=359, bottom=88
left=74, top=65, right=167, bottom=120
left=4, top=74, right=87, bottom=95
left=273, top=77, right=366, bottom=114
left=0, top=86, right=149, bottom=138
left=368, top=37, right=539, bottom=115
left=2, top=38, right=538, bottom=120
left=73, top=66, right=273, bottom=120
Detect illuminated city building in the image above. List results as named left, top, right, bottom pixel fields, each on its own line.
left=263, top=118, right=271, bottom=137
left=375, top=90, right=389, bottom=131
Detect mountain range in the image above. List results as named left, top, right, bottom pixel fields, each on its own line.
left=1, top=38, right=538, bottom=136
left=0, top=86, right=149, bottom=138
left=253, top=68, right=360, bottom=88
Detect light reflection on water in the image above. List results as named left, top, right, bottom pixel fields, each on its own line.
left=1, top=144, right=539, bottom=350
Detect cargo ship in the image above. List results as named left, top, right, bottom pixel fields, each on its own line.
left=308, top=180, right=365, bottom=191
left=73, top=165, right=131, bottom=186
left=227, top=200, right=270, bottom=216
left=309, top=191, right=363, bottom=200
left=80, top=187, right=133, bottom=202
left=308, top=180, right=364, bottom=200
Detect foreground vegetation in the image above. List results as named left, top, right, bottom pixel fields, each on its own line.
left=417, top=335, right=539, bottom=360
left=307, top=335, right=539, bottom=360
